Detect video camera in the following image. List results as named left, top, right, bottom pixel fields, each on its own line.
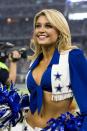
left=0, top=42, right=28, bottom=62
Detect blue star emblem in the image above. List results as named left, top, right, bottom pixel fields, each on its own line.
left=55, top=84, right=62, bottom=92
left=24, top=126, right=28, bottom=131
left=54, top=72, right=61, bottom=80
left=67, top=83, right=71, bottom=90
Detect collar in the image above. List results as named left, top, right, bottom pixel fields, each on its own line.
left=30, top=48, right=60, bottom=70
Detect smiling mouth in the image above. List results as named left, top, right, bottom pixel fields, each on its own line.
left=37, top=35, right=49, bottom=40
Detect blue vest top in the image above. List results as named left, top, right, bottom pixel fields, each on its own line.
left=26, top=48, right=87, bottom=125
left=26, top=49, right=60, bottom=113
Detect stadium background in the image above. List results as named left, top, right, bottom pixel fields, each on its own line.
left=0, top=0, right=87, bottom=94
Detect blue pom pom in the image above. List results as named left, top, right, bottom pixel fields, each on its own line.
left=0, top=83, right=22, bottom=128
left=42, top=112, right=84, bottom=131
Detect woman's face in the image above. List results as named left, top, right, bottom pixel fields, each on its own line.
left=34, top=15, right=59, bottom=46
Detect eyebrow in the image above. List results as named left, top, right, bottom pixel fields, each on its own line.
left=35, top=22, right=52, bottom=25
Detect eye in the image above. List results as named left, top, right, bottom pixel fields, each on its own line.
left=35, top=24, right=41, bottom=28
left=45, top=23, right=53, bottom=28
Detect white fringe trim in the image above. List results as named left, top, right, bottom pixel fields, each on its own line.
left=51, top=92, right=73, bottom=101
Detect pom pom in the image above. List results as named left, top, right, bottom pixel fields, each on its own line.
left=0, top=83, right=22, bottom=129
left=41, top=112, right=84, bottom=131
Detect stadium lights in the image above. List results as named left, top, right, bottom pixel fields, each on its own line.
left=68, top=12, right=87, bottom=20
left=67, top=0, right=87, bottom=2
left=25, top=18, right=29, bottom=22
left=7, top=18, right=12, bottom=23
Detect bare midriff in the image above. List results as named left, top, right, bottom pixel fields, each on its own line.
left=26, top=91, right=73, bottom=128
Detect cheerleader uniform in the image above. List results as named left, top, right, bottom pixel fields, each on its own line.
left=1, top=48, right=87, bottom=131
left=26, top=48, right=87, bottom=131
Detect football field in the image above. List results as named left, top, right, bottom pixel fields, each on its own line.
left=15, top=83, right=29, bottom=95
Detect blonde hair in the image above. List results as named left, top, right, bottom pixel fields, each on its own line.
left=29, top=9, right=77, bottom=60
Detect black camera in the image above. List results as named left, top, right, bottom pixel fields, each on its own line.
left=0, top=51, right=8, bottom=62
left=0, top=42, right=14, bottom=62
left=10, top=48, right=28, bottom=62
left=0, top=42, right=28, bottom=62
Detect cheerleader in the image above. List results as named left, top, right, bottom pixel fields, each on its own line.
left=1, top=9, right=87, bottom=131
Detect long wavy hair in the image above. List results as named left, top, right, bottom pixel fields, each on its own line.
left=29, top=9, right=77, bottom=60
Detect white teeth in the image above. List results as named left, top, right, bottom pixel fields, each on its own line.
left=38, top=35, right=47, bottom=39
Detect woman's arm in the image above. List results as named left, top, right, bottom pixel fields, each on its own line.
left=69, top=49, right=87, bottom=130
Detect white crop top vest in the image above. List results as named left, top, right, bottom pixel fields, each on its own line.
left=51, top=50, right=73, bottom=101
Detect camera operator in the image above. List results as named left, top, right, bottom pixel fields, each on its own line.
left=0, top=48, right=21, bottom=87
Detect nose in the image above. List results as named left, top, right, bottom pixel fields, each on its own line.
left=38, top=25, right=46, bottom=32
